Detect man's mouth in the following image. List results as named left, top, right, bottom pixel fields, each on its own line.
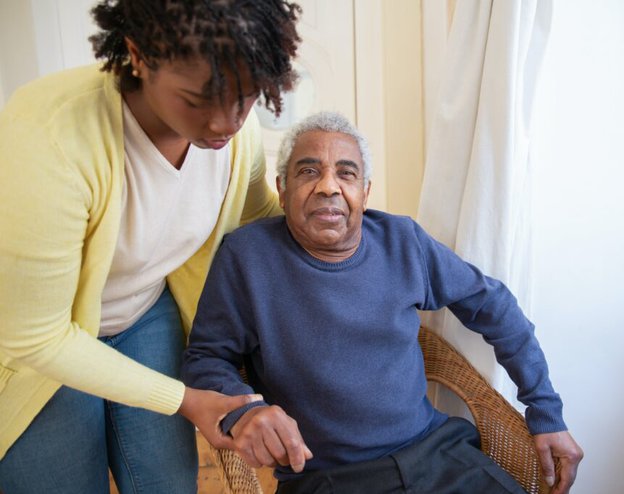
left=311, top=207, right=345, bottom=223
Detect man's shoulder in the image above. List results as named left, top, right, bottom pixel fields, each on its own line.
left=363, top=209, right=418, bottom=233
left=363, top=210, right=437, bottom=254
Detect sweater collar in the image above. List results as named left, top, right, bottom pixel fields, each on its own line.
left=284, top=220, right=368, bottom=271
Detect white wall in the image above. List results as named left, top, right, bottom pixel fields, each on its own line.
left=381, top=0, right=424, bottom=217
left=0, top=1, right=39, bottom=104
left=0, top=0, right=97, bottom=109
left=531, top=1, right=624, bottom=492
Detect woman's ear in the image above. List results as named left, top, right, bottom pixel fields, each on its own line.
left=124, top=37, right=144, bottom=76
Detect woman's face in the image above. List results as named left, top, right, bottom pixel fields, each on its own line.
left=130, top=52, right=259, bottom=150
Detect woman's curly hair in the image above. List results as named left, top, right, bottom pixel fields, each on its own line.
left=89, top=0, right=301, bottom=115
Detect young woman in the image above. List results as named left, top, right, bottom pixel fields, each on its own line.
left=0, top=1, right=306, bottom=492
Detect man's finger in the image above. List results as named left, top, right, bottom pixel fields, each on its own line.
left=535, top=443, right=555, bottom=487
left=251, top=438, right=280, bottom=468
left=552, top=458, right=578, bottom=494
left=241, top=451, right=264, bottom=469
left=262, top=428, right=290, bottom=467
left=279, top=427, right=312, bottom=473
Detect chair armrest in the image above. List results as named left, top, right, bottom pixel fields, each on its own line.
left=206, top=444, right=263, bottom=494
left=419, top=326, right=557, bottom=494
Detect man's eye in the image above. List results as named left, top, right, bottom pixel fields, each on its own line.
left=299, top=168, right=317, bottom=175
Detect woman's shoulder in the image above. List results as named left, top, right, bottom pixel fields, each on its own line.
left=0, top=64, right=124, bottom=193
left=3, top=64, right=118, bottom=125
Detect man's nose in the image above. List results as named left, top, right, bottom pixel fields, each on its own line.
left=314, top=170, right=341, bottom=196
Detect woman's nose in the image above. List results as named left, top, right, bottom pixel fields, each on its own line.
left=208, top=106, right=241, bottom=138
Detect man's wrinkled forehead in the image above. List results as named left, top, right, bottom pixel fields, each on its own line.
left=288, top=130, right=363, bottom=165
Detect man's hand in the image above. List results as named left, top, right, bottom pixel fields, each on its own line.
left=178, top=387, right=262, bottom=449
left=533, top=431, right=583, bottom=494
left=230, top=404, right=313, bottom=473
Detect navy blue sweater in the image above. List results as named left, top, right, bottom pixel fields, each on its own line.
left=182, top=210, right=565, bottom=479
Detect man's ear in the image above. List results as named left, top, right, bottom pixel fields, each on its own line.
left=363, top=180, right=372, bottom=211
left=276, top=176, right=285, bottom=209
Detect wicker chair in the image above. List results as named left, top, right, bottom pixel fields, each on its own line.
left=209, top=325, right=555, bottom=494
left=205, top=448, right=263, bottom=494
left=418, top=326, right=555, bottom=494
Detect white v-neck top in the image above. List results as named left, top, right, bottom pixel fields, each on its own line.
left=99, top=103, right=231, bottom=336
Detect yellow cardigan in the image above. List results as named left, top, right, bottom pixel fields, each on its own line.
left=0, top=64, right=281, bottom=458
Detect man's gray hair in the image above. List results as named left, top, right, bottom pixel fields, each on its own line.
left=275, top=111, right=372, bottom=189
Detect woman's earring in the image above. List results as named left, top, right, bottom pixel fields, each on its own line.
left=132, top=68, right=140, bottom=78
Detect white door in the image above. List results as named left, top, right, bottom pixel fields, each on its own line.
left=254, top=0, right=357, bottom=188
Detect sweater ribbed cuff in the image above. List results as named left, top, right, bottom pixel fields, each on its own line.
left=220, top=400, right=268, bottom=434
left=526, top=404, right=567, bottom=435
left=145, top=378, right=186, bottom=415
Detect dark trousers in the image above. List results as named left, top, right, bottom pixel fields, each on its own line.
left=276, top=418, right=526, bottom=494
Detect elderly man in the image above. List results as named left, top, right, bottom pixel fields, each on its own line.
left=182, top=112, right=582, bottom=494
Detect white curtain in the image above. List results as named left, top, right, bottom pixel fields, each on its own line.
left=417, top=0, right=553, bottom=412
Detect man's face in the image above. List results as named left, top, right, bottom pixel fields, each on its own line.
left=277, top=130, right=371, bottom=262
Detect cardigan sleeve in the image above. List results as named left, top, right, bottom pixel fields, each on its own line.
left=0, top=91, right=184, bottom=415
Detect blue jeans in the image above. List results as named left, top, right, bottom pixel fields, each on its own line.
left=0, top=287, right=198, bottom=494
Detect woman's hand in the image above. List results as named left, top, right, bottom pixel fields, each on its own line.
left=178, top=387, right=262, bottom=449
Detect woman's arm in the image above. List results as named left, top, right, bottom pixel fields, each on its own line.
left=0, top=97, right=184, bottom=415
